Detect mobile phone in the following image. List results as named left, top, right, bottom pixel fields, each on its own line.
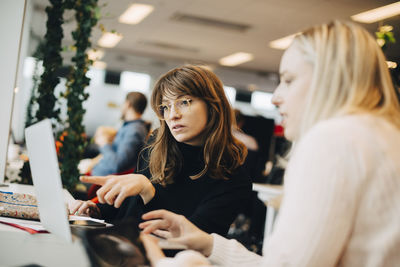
left=70, top=220, right=107, bottom=227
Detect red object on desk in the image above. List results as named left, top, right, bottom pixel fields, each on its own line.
left=91, top=196, right=99, bottom=204
left=0, top=221, right=48, bottom=234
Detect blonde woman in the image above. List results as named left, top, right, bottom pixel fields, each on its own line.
left=139, top=21, right=400, bottom=267
left=70, top=65, right=252, bottom=236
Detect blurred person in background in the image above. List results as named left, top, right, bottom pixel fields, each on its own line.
left=80, top=91, right=149, bottom=176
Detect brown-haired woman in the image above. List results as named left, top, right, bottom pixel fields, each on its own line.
left=70, top=65, right=252, bottom=235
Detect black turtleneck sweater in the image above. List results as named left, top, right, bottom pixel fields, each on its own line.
left=98, top=142, right=252, bottom=236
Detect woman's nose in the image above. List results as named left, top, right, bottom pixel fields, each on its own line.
left=271, top=87, right=282, bottom=107
left=167, top=104, right=182, bottom=120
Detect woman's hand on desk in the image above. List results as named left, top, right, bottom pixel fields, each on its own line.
left=139, top=209, right=214, bottom=257
left=68, top=200, right=101, bottom=218
left=80, top=174, right=155, bottom=208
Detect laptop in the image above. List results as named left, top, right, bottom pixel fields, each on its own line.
left=25, top=119, right=104, bottom=243
left=25, top=119, right=186, bottom=257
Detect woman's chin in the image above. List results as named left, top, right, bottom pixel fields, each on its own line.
left=283, top=128, right=294, bottom=142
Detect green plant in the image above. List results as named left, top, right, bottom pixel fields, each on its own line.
left=25, top=0, right=100, bottom=190
left=33, top=0, right=64, bottom=124
left=58, top=0, right=99, bottom=190
left=376, top=24, right=396, bottom=51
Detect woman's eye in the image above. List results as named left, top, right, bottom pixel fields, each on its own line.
left=181, top=99, right=191, bottom=106
left=284, top=79, right=292, bottom=84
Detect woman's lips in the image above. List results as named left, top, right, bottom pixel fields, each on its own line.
left=172, top=125, right=185, bottom=132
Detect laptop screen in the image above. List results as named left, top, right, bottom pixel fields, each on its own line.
left=25, top=119, right=72, bottom=242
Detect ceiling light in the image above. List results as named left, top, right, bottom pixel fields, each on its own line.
left=92, top=61, right=107, bottom=69
left=387, top=61, right=397, bottom=69
left=98, top=32, right=123, bottom=48
left=351, top=2, right=400, bottom=23
left=119, top=4, right=154, bottom=25
left=269, top=33, right=298, bottom=50
left=219, top=52, right=254, bottom=66
left=88, top=49, right=104, bottom=61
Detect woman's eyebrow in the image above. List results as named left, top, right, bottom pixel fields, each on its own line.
left=162, top=95, right=190, bottom=103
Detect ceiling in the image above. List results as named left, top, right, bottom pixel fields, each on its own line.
left=30, top=0, right=400, bottom=75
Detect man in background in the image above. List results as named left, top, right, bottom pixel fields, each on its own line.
left=89, top=91, right=149, bottom=176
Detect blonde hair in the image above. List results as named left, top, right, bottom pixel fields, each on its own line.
left=147, top=64, right=247, bottom=185
left=293, top=20, right=400, bottom=139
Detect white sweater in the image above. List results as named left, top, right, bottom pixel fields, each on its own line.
left=157, top=114, right=400, bottom=267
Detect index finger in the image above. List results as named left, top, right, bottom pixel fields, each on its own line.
left=80, top=175, right=109, bottom=185
left=69, top=201, right=83, bottom=215
left=142, top=209, right=176, bottom=221
left=140, top=233, right=165, bottom=266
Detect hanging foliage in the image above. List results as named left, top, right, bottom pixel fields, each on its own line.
left=33, top=0, right=64, bottom=124
left=58, top=0, right=100, bottom=190
left=23, top=0, right=100, bottom=190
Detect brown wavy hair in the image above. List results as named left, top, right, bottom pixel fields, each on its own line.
left=147, top=65, right=247, bottom=185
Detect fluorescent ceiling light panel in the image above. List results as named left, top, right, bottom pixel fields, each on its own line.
left=98, top=32, right=123, bottom=48
left=219, top=52, right=254, bottom=66
left=351, top=2, right=400, bottom=23
left=119, top=4, right=154, bottom=25
left=88, top=49, right=104, bottom=61
left=269, top=33, right=298, bottom=50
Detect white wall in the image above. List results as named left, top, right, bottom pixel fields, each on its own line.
left=0, top=0, right=26, bottom=183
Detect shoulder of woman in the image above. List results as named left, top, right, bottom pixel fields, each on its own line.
left=299, top=115, right=377, bottom=148
left=290, top=115, right=380, bottom=174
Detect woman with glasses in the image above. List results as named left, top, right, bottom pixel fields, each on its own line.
left=139, top=21, right=400, bottom=266
left=70, top=65, right=252, bottom=236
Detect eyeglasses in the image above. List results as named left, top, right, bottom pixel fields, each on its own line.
left=157, top=98, right=193, bottom=119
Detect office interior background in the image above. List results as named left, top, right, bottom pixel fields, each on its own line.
left=1, top=0, right=400, bottom=184
left=8, top=0, right=400, bottom=141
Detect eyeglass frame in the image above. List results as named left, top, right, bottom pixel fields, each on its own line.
left=157, top=97, right=194, bottom=120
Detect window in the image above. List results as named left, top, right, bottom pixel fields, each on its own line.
left=120, top=71, right=151, bottom=93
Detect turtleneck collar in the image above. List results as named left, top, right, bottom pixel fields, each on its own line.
left=176, top=142, right=205, bottom=177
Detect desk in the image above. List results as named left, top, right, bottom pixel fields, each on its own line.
left=0, top=183, right=90, bottom=267
left=252, top=183, right=283, bottom=248
left=0, top=184, right=184, bottom=266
